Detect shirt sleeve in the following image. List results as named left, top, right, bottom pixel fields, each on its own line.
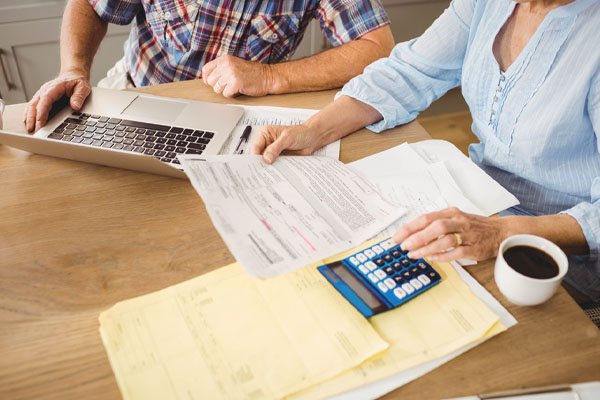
left=315, top=0, right=390, bottom=46
left=562, top=67, right=600, bottom=261
left=88, top=0, right=142, bottom=25
left=336, top=0, right=475, bottom=132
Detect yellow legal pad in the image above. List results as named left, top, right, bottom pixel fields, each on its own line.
left=99, top=241, right=505, bottom=399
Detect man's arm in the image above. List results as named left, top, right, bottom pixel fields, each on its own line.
left=202, top=26, right=394, bottom=98
left=25, top=0, right=108, bottom=131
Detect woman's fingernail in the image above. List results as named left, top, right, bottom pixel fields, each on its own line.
left=264, top=154, right=273, bottom=164
left=401, top=240, right=412, bottom=250
left=407, top=251, right=419, bottom=259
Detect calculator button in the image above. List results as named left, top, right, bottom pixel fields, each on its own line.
left=384, top=278, right=396, bottom=289
left=349, top=256, right=360, bottom=266
left=400, top=258, right=411, bottom=267
left=384, top=266, right=394, bottom=275
left=374, top=258, right=385, bottom=267
left=372, top=245, right=384, bottom=254
left=402, top=283, right=415, bottom=295
left=410, top=266, right=419, bottom=275
left=410, top=278, right=423, bottom=290
left=358, top=265, right=369, bottom=275
left=428, top=271, right=438, bottom=280
left=392, top=262, right=402, bottom=271
left=374, top=270, right=387, bottom=280
left=394, top=276, right=404, bottom=285
left=365, top=261, right=377, bottom=271
left=402, top=271, right=412, bottom=280
left=391, top=250, right=402, bottom=259
left=377, top=282, right=389, bottom=293
left=356, top=253, right=368, bottom=263
left=364, top=249, right=376, bottom=259
left=368, top=273, right=379, bottom=283
left=394, top=287, right=407, bottom=299
left=382, top=254, right=393, bottom=263
left=418, top=275, right=431, bottom=286
left=380, top=239, right=395, bottom=250
left=418, top=262, right=428, bottom=271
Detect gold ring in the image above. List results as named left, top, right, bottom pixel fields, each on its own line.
left=453, top=232, right=463, bottom=247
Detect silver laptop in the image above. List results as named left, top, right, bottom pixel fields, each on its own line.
left=0, top=87, right=244, bottom=178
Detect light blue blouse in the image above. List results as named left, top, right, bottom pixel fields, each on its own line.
left=338, top=0, right=600, bottom=300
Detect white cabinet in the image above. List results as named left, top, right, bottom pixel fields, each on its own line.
left=0, top=0, right=129, bottom=104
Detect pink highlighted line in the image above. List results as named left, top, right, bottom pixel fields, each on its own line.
left=293, top=226, right=316, bottom=251
left=261, top=219, right=272, bottom=231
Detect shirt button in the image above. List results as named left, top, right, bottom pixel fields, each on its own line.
left=164, top=11, right=171, bottom=19
left=225, top=25, right=231, bottom=32
left=271, top=33, right=278, bottom=39
left=497, top=86, right=502, bottom=92
left=491, top=109, right=496, bottom=115
left=493, top=96, right=498, bottom=102
left=500, top=75, right=506, bottom=82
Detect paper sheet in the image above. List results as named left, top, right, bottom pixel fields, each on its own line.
left=99, top=263, right=389, bottom=400
left=288, top=246, right=505, bottom=400
left=333, top=260, right=517, bottom=400
left=219, top=105, right=340, bottom=159
left=410, top=140, right=519, bottom=216
left=179, top=155, right=405, bottom=278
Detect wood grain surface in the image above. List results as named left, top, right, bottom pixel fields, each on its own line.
left=1, top=82, right=599, bottom=400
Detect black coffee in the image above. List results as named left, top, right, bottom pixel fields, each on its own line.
left=503, top=245, right=559, bottom=279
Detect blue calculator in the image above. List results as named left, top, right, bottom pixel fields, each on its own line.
left=318, top=237, right=441, bottom=317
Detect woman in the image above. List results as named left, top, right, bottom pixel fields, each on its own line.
left=251, top=0, right=600, bottom=302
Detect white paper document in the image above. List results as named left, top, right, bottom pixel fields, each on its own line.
left=179, top=155, right=405, bottom=278
left=219, top=105, right=340, bottom=159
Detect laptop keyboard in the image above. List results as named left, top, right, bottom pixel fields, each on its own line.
left=46, top=112, right=215, bottom=165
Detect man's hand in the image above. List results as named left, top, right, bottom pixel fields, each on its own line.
left=251, top=124, right=321, bottom=164
left=24, top=72, right=91, bottom=132
left=202, top=55, right=274, bottom=98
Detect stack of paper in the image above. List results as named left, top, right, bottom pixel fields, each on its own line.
left=99, top=239, right=515, bottom=400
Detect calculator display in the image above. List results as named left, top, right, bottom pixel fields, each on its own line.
left=329, top=261, right=386, bottom=314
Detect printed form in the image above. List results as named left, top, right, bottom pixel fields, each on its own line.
left=179, top=155, right=405, bottom=278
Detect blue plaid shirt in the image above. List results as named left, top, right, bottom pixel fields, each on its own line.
left=89, top=0, right=390, bottom=87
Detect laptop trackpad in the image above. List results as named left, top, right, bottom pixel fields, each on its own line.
left=121, top=96, right=186, bottom=122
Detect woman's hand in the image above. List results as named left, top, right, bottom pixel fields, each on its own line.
left=251, top=123, right=322, bottom=164
left=393, top=207, right=509, bottom=262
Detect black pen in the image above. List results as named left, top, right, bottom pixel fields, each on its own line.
left=235, top=125, right=252, bottom=154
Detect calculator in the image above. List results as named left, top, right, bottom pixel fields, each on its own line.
left=318, top=238, right=441, bottom=317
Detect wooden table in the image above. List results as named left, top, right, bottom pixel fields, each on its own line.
left=1, top=81, right=599, bottom=400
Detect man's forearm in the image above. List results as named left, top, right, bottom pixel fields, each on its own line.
left=268, top=26, right=394, bottom=94
left=60, top=0, right=108, bottom=78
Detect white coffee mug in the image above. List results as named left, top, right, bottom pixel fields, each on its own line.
left=494, top=234, right=568, bottom=306
left=0, top=98, right=5, bottom=130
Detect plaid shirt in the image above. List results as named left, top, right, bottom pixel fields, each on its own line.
left=88, top=0, right=390, bottom=87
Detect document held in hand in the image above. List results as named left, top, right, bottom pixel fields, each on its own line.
left=179, top=155, right=405, bottom=278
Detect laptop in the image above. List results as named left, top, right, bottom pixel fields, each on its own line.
left=0, top=87, right=244, bottom=178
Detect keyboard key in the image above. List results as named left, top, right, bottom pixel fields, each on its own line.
left=133, top=147, right=145, bottom=153
left=62, top=135, right=74, bottom=142
left=365, top=261, right=377, bottom=271
left=166, top=133, right=177, bottom=139
left=155, top=131, right=167, bottom=137
left=358, top=265, right=369, bottom=275
left=417, top=262, right=428, bottom=271
left=154, top=143, right=165, bottom=150
left=197, top=137, right=210, bottom=145
left=176, top=134, right=187, bottom=141
left=95, top=128, right=106, bottom=134
left=192, top=130, right=204, bottom=137
left=113, top=137, right=124, bottom=144
left=402, top=283, right=415, bottom=295
left=133, top=140, right=144, bottom=146
left=115, top=126, right=126, bottom=131
left=391, top=250, right=402, bottom=259
left=125, top=132, right=136, bottom=139
left=108, top=118, right=122, bottom=124
left=418, top=275, right=431, bottom=286
left=380, top=239, right=395, bottom=250
left=48, top=133, right=63, bottom=139
left=363, top=249, right=376, bottom=259
left=349, top=256, right=360, bottom=266
left=393, top=287, right=406, bottom=299
left=356, top=253, right=368, bottom=263
left=136, top=128, right=146, bottom=134
left=115, top=131, right=126, bottom=137
left=156, top=137, right=167, bottom=144
left=93, top=134, right=103, bottom=140
left=409, top=278, right=423, bottom=290
left=91, top=140, right=103, bottom=146
left=105, top=130, right=116, bottom=136
left=71, top=137, right=83, bottom=143
left=183, top=128, right=194, bottom=135
left=143, top=142, right=154, bottom=149
left=374, top=270, right=386, bottom=280
left=169, top=127, right=183, bottom=134
left=96, top=123, right=107, bottom=129
left=101, top=141, right=113, bottom=148
left=124, top=127, right=136, bottom=133
left=392, top=262, right=402, bottom=271
left=145, top=136, right=157, bottom=142
left=120, top=119, right=170, bottom=132
left=185, top=149, right=203, bottom=154
left=165, top=145, right=176, bottom=152
left=85, top=120, right=96, bottom=126
left=113, top=143, right=124, bottom=150
left=373, top=258, right=385, bottom=267
left=377, top=282, right=389, bottom=293
left=175, top=147, right=186, bottom=154
left=394, top=276, right=404, bottom=285
left=123, top=145, right=134, bottom=152
left=155, top=150, right=166, bottom=157
left=98, top=117, right=109, bottom=123
left=402, top=271, right=412, bottom=280
left=188, top=143, right=206, bottom=150
left=368, top=273, right=379, bottom=284
left=383, top=254, right=393, bottom=263
left=123, top=138, right=134, bottom=145
left=85, top=126, right=96, bottom=133
left=204, top=131, right=214, bottom=138
left=82, top=139, right=93, bottom=145
left=145, top=130, right=156, bottom=136
left=384, top=278, right=396, bottom=289
left=400, top=258, right=411, bottom=268
left=372, top=245, right=384, bottom=254
left=384, top=266, right=394, bottom=275
left=410, top=266, right=419, bottom=276
left=177, top=140, right=187, bottom=147
left=167, top=139, right=177, bottom=146
left=166, top=152, right=177, bottom=158
left=144, top=149, right=155, bottom=155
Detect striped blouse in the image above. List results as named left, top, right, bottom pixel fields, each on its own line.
left=339, top=0, right=600, bottom=300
